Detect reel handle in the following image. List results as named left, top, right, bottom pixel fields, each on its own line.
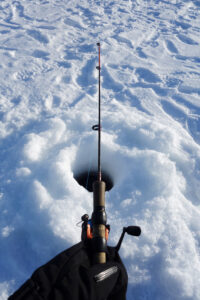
left=125, top=226, right=141, bottom=236
left=116, top=226, right=141, bottom=252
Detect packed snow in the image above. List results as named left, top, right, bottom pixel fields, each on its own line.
left=0, top=0, right=200, bottom=299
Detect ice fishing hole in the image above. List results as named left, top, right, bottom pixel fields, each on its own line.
left=74, top=170, right=114, bottom=192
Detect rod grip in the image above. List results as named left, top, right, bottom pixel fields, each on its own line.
left=92, top=181, right=107, bottom=264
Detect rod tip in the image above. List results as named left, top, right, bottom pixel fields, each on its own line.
left=97, top=42, right=100, bottom=46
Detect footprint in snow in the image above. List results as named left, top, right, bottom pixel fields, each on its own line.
left=13, top=1, right=33, bottom=21
left=165, top=40, right=178, bottom=54
left=64, top=18, right=84, bottom=30
left=79, top=44, right=95, bottom=53
left=32, top=50, right=50, bottom=60
left=4, top=10, right=19, bottom=26
left=76, top=58, right=96, bottom=88
left=135, top=67, right=161, bottom=84
left=57, top=61, right=71, bottom=69
left=27, top=29, right=49, bottom=44
left=14, top=70, right=34, bottom=82
left=165, top=77, right=182, bottom=88
left=64, top=47, right=80, bottom=60
left=112, top=34, right=133, bottom=49
left=136, top=47, right=147, bottom=59
left=11, top=96, right=22, bottom=105
left=102, top=68, right=123, bottom=92
left=177, top=34, right=198, bottom=45
left=174, top=20, right=191, bottom=30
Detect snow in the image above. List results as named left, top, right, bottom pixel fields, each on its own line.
left=0, top=0, right=200, bottom=299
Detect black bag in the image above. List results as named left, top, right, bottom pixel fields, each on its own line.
left=8, top=241, right=128, bottom=300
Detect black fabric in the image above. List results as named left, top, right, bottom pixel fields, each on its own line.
left=8, top=242, right=128, bottom=300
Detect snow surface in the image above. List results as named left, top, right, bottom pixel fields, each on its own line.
left=0, top=0, right=200, bottom=299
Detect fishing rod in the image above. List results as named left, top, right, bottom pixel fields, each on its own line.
left=91, top=42, right=107, bottom=264
left=81, top=43, right=141, bottom=266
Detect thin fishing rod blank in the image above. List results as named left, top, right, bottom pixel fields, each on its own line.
left=96, top=42, right=101, bottom=182
left=92, top=42, right=102, bottom=182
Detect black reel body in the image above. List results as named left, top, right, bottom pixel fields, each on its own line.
left=81, top=214, right=141, bottom=252
left=81, top=214, right=110, bottom=245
